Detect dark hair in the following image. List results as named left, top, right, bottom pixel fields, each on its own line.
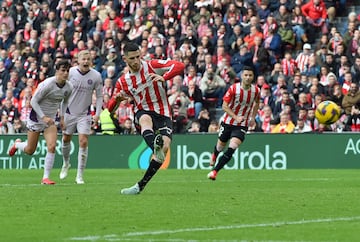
left=55, top=59, right=71, bottom=70
left=243, top=66, right=254, bottom=72
left=123, top=42, right=140, bottom=55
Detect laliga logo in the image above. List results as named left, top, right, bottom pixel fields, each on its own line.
left=128, top=140, right=170, bottom=169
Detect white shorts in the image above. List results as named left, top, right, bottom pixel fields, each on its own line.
left=26, top=119, right=49, bottom=132
left=63, top=113, right=92, bottom=135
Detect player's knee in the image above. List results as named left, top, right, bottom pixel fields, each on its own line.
left=62, top=135, right=72, bottom=143
left=79, top=139, right=88, bottom=148
left=47, top=144, right=56, bottom=153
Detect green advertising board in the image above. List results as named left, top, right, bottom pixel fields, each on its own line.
left=1, top=133, right=359, bottom=170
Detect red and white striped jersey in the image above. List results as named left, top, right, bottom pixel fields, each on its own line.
left=222, top=83, right=260, bottom=126
left=295, top=52, right=313, bottom=73
left=114, top=59, right=184, bottom=118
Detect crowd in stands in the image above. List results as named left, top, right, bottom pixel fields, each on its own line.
left=0, top=0, right=359, bottom=135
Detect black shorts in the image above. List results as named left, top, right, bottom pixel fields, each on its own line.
left=134, top=110, right=173, bottom=139
left=218, top=122, right=248, bottom=143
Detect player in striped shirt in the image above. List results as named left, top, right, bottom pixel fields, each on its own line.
left=59, top=50, right=103, bottom=184
left=8, top=60, right=73, bottom=185
left=108, top=42, right=185, bottom=195
left=208, top=66, right=260, bottom=180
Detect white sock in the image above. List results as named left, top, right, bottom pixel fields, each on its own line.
left=62, top=140, right=71, bottom=166
left=43, top=152, right=55, bottom=179
left=16, top=141, right=28, bottom=152
left=77, top=147, right=88, bottom=179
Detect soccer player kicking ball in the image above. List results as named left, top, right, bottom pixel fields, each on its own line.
left=108, top=42, right=185, bottom=195
left=208, top=66, right=260, bottom=180
left=9, top=60, right=73, bottom=185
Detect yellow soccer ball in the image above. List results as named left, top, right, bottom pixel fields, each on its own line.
left=315, top=101, right=341, bottom=125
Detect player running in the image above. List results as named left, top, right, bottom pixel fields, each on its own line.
left=208, top=66, right=260, bottom=180
left=9, top=60, right=73, bottom=185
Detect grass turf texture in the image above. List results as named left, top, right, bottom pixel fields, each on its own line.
left=0, top=169, right=359, bottom=242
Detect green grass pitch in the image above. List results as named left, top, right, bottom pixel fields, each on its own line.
left=0, top=169, right=360, bottom=242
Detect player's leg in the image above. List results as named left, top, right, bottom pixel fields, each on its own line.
left=60, top=133, right=72, bottom=179
left=74, top=115, right=92, bottom=184
left=211, top=139, right=227, bottom=167
left=60, top=113, right=76, bottom=180
left=210, top=122, right=229, bottom=167
left=41, top=125, right=58, bottom=185
left=21, top=130, right=41, bottom=155
left=121, top=114, right=171, bottom=195
left=9, top=120, right=42, bottom=156
left=75, top=133, right=88, bottom=184
left=138, top=112, right=156, bottom=151
left=121, top=113, right=155, bottom=195
left=213, top=137, right=241, bottom=172
left=208, top=125, right=244, bottom=180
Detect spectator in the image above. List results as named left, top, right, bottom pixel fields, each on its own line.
left=344, top=104, right=360, bottom=132
left=273, top=91, right=297, bottom=121
left=183, top=79, right=203, bottom=119
left=0, top=28, right=13, bottom=50
left=0, top=113, right=14, bottom=134
left=1, top=98, right=19, bottom=124
left=262, top=14, right=277, bottom=40
left=198, top=108, right=211, bottom=132
left=121, top=117, right=136, bottom=135
left=230, top=44, right=252, bottom=77
left=251, top=35, right=271, bottom=76
left=13, top=117, right=26, bottom=133
left=291, top=5, right=307, bottom=49
left=9, top=2, right=27, bottom=32
left=271, top=74, right=287, bottom=102
left=301, top=0, right=328, bottom=40
left=273, top=3, right=292, bottom=24
left=243, top=25, right=263, bottom=50
left=216, top=57, right=237, bottom=89
left=324, top=52, right=338, bottom=74
left=2, top=88, right=19, bottom=109
left=277, top=17, right=296, bottom=52
left=296, top=92, right=312, bottom=112
left=260, top=83, right=276, bottom=111
left=199, top=66, right=226, bottom=107
left=294, top=118, right=313, bottom=133
left=0, top=60, right=9, bottom=95
left=295, top=43, right=313, bottom=74
left=0, top=7, right=14, bottom=34
left=304, top=55, right=320, bottom=78
left=281, top=51, right=297, bottom=78
left=271, top=112, right=295, bottom=133
left=114, top=99, right=134, bottom=127
left=315, top=43, right=329, bottom=66
left=168, top=84, right=191, bottom=133
left=263, top=27, right=282, bottom=64
left=342, top=82, right=360, bottom=115
left=257, top=104, right=274, bottom=133
left=187, top=120, right=201, bottom=133
left=258, top=1, right=271, bottom=24
left=341, top=71, right=353, bottom=95
left=289, top=73, right=307, bottom=103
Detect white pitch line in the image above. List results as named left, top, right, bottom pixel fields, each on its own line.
left=123, top=216, right=360, bottom=237
left=0, top=177, right=352, bottom=187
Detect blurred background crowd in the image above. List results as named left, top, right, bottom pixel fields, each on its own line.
left=0, top=0, right=359, bottom=135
